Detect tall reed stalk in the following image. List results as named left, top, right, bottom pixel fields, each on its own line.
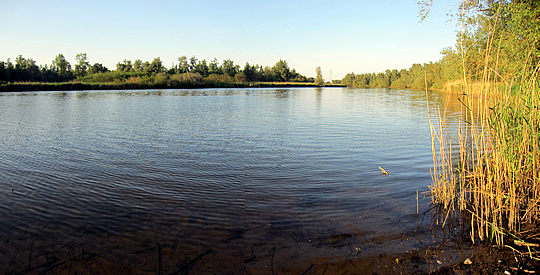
left=428, top=1, right=540, bottom=246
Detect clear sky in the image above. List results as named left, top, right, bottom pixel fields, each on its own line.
left=0, top=0, right=459, bottom=80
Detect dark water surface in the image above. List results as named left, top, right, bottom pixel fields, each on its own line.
left=0, top=88, right=462, bottom=273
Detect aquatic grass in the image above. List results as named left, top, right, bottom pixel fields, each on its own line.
left=427, top=4, right=540, bottom=249
left=429, top=66, right=540, bottom=247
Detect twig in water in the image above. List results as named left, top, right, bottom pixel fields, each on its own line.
left=170, top=249, right=213, bottom=275
left=156, top=242, right=161, bottom=275
left=270, top=247, right=276, bottom=275
left=417, top=190, right=419, bottom=214
left=131, top=246, right=155, bottom=254
left=28, top=240, right=32, bottom=269
left=301, top=264, right=316, bottom=275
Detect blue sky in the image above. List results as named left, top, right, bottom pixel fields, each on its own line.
left=0, top=0, right=459, bottom=79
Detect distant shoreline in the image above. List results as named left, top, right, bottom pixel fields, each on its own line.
left=0, top=82, right=345, bottom=92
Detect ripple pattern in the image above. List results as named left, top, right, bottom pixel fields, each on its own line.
left=0, top=88, right=462, bottom=272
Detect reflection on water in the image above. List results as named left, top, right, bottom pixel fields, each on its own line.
left=0, top=88, right=465, bottom=273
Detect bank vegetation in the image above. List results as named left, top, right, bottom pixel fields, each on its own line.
left=0, top=55, right=344, bottom=91
left=416, top=0, right=540, bottom=261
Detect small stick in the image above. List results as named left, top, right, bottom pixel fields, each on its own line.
left=417, top=190, right=419, bottom=214
left=514, top=240, right=540, bottom=247
left=301, top=264, right=316, bottom=275
left=28, top=242, right=32, bottom=269
left=156, top=243, right=161, bottom=275
left=270, top=247, right=276, bottom=275
left=170, top=249, right=213, bottom=275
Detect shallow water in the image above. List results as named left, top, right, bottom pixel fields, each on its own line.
left=0, top=88, right=463, bottom=273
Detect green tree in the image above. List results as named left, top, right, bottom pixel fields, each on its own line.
left=51, top=53, right=71, bottom=78
left=74, top=53, right=90, bottom=78
left=12, top=55, right=41, bottom=82
left=133, top=59, right=143, bottom=72
left=243, top=62, right=255, bottom=81
left=147, top=57, right=165, bottom=74
left=87, top=63, right=108, bottom=74
left=314, top=66, right=323, bottom=86
left=116, top=59, right=133, bottom=72
left=193, top=59, right=209, bottom=77
left=189, top=56, right=198, bottom=71
left=234, top=72, right=247, bottom=83
left=0, top=61, right=7, bottom=82
left=273, top=59, right=290, bottom=82
left=178, top=56, right=190, bottom=73
left=142, top=61, right=150, bottom=72
left=289, top=68, right=308, bottom=82
left=357, top=73, right=370, bottom=87
left=209, top=58, right=221, bottom=75
left=222, top=59, right=237, bottom=77
left=421, top=0, right=540, bottom=82
left=343, top=73, right=356, bottom=87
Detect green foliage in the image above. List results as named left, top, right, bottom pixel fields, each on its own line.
left=147, top=57, right=166, bottom=75
left=243, top=62, right=255, bottom=81
left=222, top=59, right=238, bottom=77
left=435, top=0, right=540, bottom=83
left=116, top=59, right=133, bottom=72
left=0, top=55, right=73, bottom=83
left=234, top=72, right=247, bottom=83
left=273, top=59, right=290, bottom=82
left=422, top=0, right=540, bottom=246
left=133, top=59, right=143, bottom=72
left=192, top=59, right=209, bottom=77
left=177, top=56, right=190, bottom=74
left=204, top=73, right=234, bottom=86
left=87, top=63, right=109, bottom=75
left=74, top=53, right=89, bottom=78
left=208, top=58, right=221, bottom=75
left=1, top=53, right=311, bottom=88
left=342, top=61, right=446, bottom=90
left=343, top=1, right=540, bottom=90
left=314, top=66, right=323, bottom=86
left=79, top=71, right=147, bottom=83
left=51, top=54, right=73, bottom=81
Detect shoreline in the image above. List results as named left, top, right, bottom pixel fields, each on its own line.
left=0, top=82, right=345, bottom=92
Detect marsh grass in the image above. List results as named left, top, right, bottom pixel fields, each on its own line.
left=427, top=1, right=540, bottom=253
left=429, top=60, right=540, bottom=253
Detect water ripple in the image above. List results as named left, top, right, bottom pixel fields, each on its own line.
left=0, top=88, right=462, bottom=272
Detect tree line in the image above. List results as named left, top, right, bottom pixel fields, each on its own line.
left=0, top=54, right=314, bottom=86
left=340, top=61, right=446, bottom=90
left=343, top=0, right=540, bottom=91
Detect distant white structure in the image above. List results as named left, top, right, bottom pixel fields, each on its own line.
left=330, top=70, right=332, bottom=83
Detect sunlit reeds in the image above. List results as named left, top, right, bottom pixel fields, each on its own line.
left=428, top=63, right=540, bottom=247
left=427, top=1, right=540, bottom=249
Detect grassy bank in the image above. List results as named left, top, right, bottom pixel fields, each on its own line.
left=0, top=81, right=344, bottom=92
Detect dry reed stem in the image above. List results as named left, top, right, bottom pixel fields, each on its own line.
left=430, top=82, right=540, bottom=245
left=427, top=0, right=540, bottom=249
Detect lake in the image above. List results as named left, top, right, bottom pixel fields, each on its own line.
left=0, top=88, right=464, bottom=274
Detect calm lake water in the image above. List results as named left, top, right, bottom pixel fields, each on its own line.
left=0, top=88, right=463, bottom=273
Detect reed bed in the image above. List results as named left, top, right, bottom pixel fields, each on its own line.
left=427, top=0, right=540, bottom=251
left=429, top=75, right=540, bottom=249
